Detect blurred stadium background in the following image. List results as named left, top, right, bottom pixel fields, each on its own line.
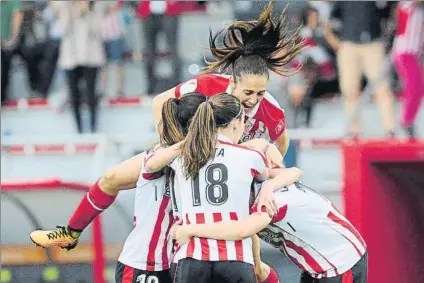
left=1, top=1, right=423, bottom=283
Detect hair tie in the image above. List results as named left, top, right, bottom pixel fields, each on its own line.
left=172, top=98, right=180, bottom=105
left=205, top=97, right=213, bottom=107
left=244, top=46, right=253, bottom=56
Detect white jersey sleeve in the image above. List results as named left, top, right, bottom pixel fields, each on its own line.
left=249, top=148, right=267, bottom=178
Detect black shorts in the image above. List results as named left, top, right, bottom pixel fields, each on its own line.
left=115, top=261, right=172, bottom=283
left=299, top=252, right=368, bottom=283
left=172, top=258, right=256, bottom=283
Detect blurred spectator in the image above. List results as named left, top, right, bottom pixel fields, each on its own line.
left=136, top=1, right=183, bottom=95
left=56, top=1, right=106, bottom=133
left=392, top=1, right=424, bottom=137
left=327, top=1, right=396, bottom=137
left=1, top=1, right=23, bottom=103
left=286, top=4, right=339, bottom=128
left=99, top=1, right=128, bottom=97
left=1, top=1, right=41, bottom=103
left=36, top=0, right=62, bottom=97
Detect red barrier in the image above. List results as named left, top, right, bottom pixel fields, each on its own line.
left=343, top=139, right=424, bottom=283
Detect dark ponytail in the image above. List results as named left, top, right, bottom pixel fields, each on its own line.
left=181, top=101, right=217, bottom=179
left=204, top=1, right=304, bottom=77
left=159, top=93, right=207, bottom=146
left=159, top=98, right=185, bottom=146
left=181, top=93, right=242, bottom=179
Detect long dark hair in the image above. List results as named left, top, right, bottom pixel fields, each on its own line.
left=159, top=92, right=207, bottom=146
left=204, top=1, right=304, bottom=80
left=159, top=92, right=207, bottom=190
left=180, top=93, right=243, bottom=179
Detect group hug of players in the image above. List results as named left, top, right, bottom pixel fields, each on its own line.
left=30, top=3, right=368, bottom=283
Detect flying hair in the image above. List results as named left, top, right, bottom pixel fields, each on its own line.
left=203, top=1, right=304, bottom=77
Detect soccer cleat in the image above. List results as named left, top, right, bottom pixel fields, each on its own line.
left=30, top=226, right=80, bottom=250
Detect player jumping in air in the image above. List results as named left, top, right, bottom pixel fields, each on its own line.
left=152, top=1, right=304, bottom=156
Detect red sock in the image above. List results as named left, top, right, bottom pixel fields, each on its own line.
left=260, top=267, right=279, bottom=283
left=68, top=181, right=116, bottom=231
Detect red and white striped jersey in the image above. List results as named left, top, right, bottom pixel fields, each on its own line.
left=392, top=2, right=424, bottom=56
left=175, top=74, right=286, bottom=142
left=118, top=151, right=174, bottom=271
left=170, top=134, right=268, bottom=264
left=253, top=182, right=366, bottom=279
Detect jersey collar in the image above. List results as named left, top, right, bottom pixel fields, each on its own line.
left=217, top=134, right=234, bottom=144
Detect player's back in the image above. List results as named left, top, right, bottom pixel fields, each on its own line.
left=257, top=183, right=367, bottom=278
left=118, top=151, right=173, bottom=271
left=171, top=135, right=267, bottom=264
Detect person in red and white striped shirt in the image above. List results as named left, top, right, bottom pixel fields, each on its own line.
left=30, top=93, right=208, bottom=283
left=392, top=1, right=424, bottom=137
left=29, top=92, right=290, bottom=283
left=144, top=93, right=304, bottom=283
left=172, top=181, right=368, bottom=283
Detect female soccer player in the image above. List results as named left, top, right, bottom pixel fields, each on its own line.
left=152, top=1, right=304, bottom=155
left=30, top=93, right=206, bottom=283
left=29, top=93, right=293, bottom=283
left=145, top=93, right=303, bottom=283
left=172, top=181, right=368, bottom=283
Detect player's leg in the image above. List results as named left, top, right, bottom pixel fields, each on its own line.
left=173, top=258, right=212, bottom=283
left=212, top=261, right=256, bottom=283
left=30, top=153, right=145, bottom=249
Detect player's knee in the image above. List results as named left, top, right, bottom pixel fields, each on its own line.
left=99, top=169, right=120, bottom=195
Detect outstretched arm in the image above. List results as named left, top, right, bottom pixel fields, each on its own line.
left=255, top=167, right=302, bottom=216
left=274, top=131, right=290, bottom=157
left=143, top=141, right=184, bottom=173
left=152, top=87, right=177, bottom=132
left=30, top=152, right=152, bottom=249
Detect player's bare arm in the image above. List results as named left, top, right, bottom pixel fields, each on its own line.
left=172, top=211, right=272, bottom=244
left=152, top=87, right=177, bottom=131
left=274, top=130, right=290, bottom=157
left=99, top=153, right=146, bottom=195
left=143, top=141, right=184, bottom=173
left=241, top=139, right=284, bottom=168
left=171, top=167, right=302, bottom=242
left=256, top=167, right=303, bottom=216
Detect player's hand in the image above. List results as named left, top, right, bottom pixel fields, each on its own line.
left=256, top=182, right=278, bottom=217
left=265, top=144, right=284, bottom=169
left=170, top=219, right=182, bottom=239
left=175, top=225, right=192, bottom=246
